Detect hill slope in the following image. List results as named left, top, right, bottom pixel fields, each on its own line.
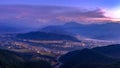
left=0, top=49, right=52, bottom=68
left=16, top=31, right=80, bottom=41
left=92, top=44, right=120, bottom=59
left=59, top=49, right=116, bottom=68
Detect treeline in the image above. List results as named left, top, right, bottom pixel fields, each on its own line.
left=0, top=60, right=53, bottom=68
left=0, top=49, right=53, bottom=68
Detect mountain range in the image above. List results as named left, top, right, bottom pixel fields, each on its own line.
left=1, top=21, right=120, bottom=41
left=40, top=22, right=120, bottom=41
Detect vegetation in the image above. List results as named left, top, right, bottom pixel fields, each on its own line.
left=0, top=49, right=53, bottom=68
left=59, top=44, right=120, bottom=68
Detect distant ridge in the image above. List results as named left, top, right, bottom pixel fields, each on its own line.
left=41, top=22, right=120, bottom=40
left=16, top=31, right=80, bottom=42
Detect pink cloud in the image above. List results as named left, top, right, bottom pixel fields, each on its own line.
left=0, top=5, right=110, bottom=25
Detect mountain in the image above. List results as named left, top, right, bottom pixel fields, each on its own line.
left=0, top=49, right=52, bottom=68
left=40, top=22, right=120, bottom=40
left=59, top=49, right=116, bottom=68
left=40, top=22, right=83, bottom=35
left=40, top=25, right=70, bottom=35
left=16, top=31, right=80, bottom=41
left=92, top=44, right=120, bottom=59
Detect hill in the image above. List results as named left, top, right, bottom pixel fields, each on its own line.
left=59, top=44, right=120, bottom=68
left=92, top=44, right=120, bottom=59
left=59, top=49, right=116, bottom=68
left=0, top=49, right=52, bottom=68
left=16, top=31, right=80, bottom=41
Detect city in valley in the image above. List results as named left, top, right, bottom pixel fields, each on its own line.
left=0, top=32, right=118, bottom=66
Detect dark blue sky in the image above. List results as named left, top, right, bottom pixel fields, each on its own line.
left=1, top=0, right=120, bottom=9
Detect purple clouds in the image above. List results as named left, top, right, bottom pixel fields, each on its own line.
left=0, top=5, right=110, bottom=26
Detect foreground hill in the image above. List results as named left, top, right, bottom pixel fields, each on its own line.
left=0, top=49, right=23, bottom=66
left=16, top=31, right=79, bottom=41
left=59, top=44, right=120, bottom=68
left=92, top=44, right=120, bottom=59
left=59, top=49, right=116, bottom=68
left=0, top=49, right=52, bottom=68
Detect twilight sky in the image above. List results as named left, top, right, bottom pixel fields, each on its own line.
left=0, top=0, right=120, bottom=28
left=1, top=0, right=120, bottom=8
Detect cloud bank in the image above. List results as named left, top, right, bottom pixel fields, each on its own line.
left=0, top=5, right=111, bottom=27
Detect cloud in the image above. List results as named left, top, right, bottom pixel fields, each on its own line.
left=0, top=5, right=110, bottom=25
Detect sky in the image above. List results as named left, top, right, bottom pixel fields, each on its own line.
left=0, top=0, right=120, bottom=8
left=0, top=0, right=120, bottom=28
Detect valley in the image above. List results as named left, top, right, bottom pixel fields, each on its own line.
left=0, top=31, right=119, bottom=67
